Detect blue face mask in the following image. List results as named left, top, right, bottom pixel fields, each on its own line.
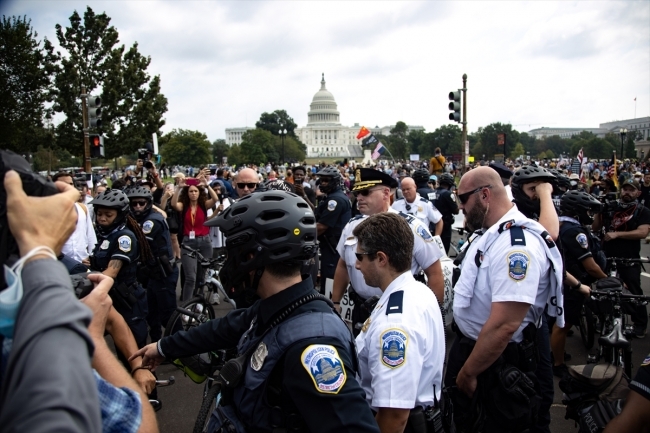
left=0, top=247, right=57, bottom=338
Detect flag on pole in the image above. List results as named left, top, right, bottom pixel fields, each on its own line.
left=608, top=152, right=619, bottom=189
left=372, top=143, right=386, bottom=160
left=362, top=134, right=379, bottom=147
left=356, top=126, right=371, bottom=140
left=571, top=148, right=583, bottom=174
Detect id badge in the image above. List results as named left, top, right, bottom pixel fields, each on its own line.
left=189, top=230, right=196, bottom=240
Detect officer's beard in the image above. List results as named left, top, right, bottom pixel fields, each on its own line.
left=465, top=201, right=489, bottom=232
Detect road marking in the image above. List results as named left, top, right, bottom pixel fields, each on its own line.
left=643, top=272, right=650, bottom=278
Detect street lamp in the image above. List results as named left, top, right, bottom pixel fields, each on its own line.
left=620, top=128, right=628, bottom=160
left=279, top=125, right=287, bottom=164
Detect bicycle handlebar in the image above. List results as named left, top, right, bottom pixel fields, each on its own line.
left=606, top=257, right=650, bottom=264
left=182, top=245, right=226, bottom=265
left=590, top=289, right=650, bottom=303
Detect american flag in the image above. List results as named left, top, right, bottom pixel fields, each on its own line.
left=372, top=143, right=386, bottom=160
left=571, top=148, right=583, bottom=175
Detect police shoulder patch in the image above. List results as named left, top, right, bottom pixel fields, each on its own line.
left=142, top=220, right=154, bottom=234
left=118, top=235, right=132, bottom=253
left=327, top=199, right=337, bottom=211
left=415, top=224, right=433, bottom=242
left=301, top=345, right=347, bottom=394
left=381, top=328, right=408, bottom=369
left=507, top=250, right=529, bottom=281
left=642, top=354, right=650, bottom=366
left=576, top=233, right=589, bottom=249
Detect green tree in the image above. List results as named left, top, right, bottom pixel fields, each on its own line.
left=509, top=142, right=526, bottom=160
left=427, top=124, right=462, bottom=157
left=50, top=7, right=168, bottom=158
left=519, top=132, right=536, bottom=154
left=388, top=121, right=409, bottom=160
left=477, top=123, right=520, bottom=160
left=256, top=109, right=299, bottom=138
left=212, top=138, right=228, bottom=164
left=407, top=129, right=426, bottom=156
left=277, top=136, right=306, bottom=163
left=159, top=129, right=211, bottom=166
left=0, top=16, right=57, bottom=153
left=238, top=129, right=275, bottom=165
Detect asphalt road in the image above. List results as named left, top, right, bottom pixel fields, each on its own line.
left=152, top=233, right=650, bottom=433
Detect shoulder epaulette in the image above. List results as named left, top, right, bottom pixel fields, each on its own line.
left=386, top=291, right=404, bottom=315
left=510, top=226, right=526, bottom=246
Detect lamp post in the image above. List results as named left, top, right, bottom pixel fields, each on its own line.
left=620, top=128, right=628, bottom=160
left=279, top=125, right=287, bottom=165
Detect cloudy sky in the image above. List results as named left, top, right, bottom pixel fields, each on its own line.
left=2, top=0, right=649, bottom=142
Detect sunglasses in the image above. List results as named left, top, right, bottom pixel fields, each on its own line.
left=130, top=200, right=148, bottom=207
left=457, top=185, right=492, bottom=204
left=355, top=251, right=376, bottom=262
left=237, top=183, right=257, bottom=189
left=353, top=187, right=383, bottom=198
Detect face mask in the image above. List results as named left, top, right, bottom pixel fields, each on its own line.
left=570, top=181, right=578, bottom=187
left=0, top=247, right=57, bottom=338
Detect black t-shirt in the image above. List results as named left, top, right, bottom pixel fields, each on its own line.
left=603, top=203, right=650, bottom=259
left=640, top=184, right=650, bottom=206
left=434, top=187, right=458, bottom=225
left=560, top=222, right=595, bottom=284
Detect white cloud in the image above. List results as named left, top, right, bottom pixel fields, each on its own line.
left=2, top=0, right=648, bottom=142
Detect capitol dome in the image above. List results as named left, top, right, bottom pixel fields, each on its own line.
left=307, top=73, right=340, bottom=125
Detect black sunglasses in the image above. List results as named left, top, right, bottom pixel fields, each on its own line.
left=353, top=187, right=383, bottom=198
left=236, top=183, right=257, bottom=189
left=130, top=200, right=148, bottom=207
left=457, top=185, right=492, bottom=204
left=355, top=251, right=376, bottom=262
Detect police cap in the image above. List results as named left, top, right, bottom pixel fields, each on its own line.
left=351, top=167, right=398, bottom=191
left=489, top=162, right=513, bottom=179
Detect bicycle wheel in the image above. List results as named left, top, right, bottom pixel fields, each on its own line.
left=578, top=304, right=595, bottom=350
left=164, top=297, right=216, bottom=337
left=193, top=382, right=221, bottom=433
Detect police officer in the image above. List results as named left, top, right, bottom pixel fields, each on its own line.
left=315, top=166, right=351, bottom=294
left=131, top=191, right=380, bottom=433
left=126, top=186, right=178, bottom=343
left=433, top=173, right=459, bottom=254
left=594, top=178, right=650, bottom=338
left=354, top=213, right=445, bottom=433
left=392, top=176, right=443, bottom=236
left=446, top=167, right=564, bottom=433
left=332, top=168, right=444, bottom=335
left=552, top=191, right=606, bottom=377
left=489, top=162, right=514, bottom=201
left=90, top=189, right=152, bottom=349
left=413, top=168, right=437, bottom=202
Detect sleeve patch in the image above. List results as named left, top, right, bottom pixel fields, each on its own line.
left=415, top=224, right=433, bottom=242
left=327, top=199, right=337, bottom=211
left=142, top=220, right=154, bottom=234
left=507, top=251, right=529, bottom=281
left=380, top=328, right=408, bottom=369
left=300, top=345, right=347, bottom=394
left=576, top=233, right=589, bottom=249
left=118, top=235, right=132, bottom=253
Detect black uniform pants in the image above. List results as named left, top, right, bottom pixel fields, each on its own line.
left=618, top=263, right=648, bottom=329
left=441, top=224, right=452, bottom=254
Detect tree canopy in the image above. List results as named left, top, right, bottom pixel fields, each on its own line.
left=255, top=109, right=299, bottom=138
left=159, top=129, right=211, bottom=166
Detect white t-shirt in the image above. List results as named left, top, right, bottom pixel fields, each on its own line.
left=356, top=272, right=444, bottom=410
left=62, top=203, right=97, bottom=262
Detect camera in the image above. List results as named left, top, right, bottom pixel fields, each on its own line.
left=598, top=192, right=619, bottom=213
left=70, top=273, right=94, bottom=299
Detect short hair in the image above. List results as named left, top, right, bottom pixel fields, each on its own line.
left=352, top=213, right=413, bottom=272
left=217, top=169, right=224, bottom=177
left=53, top=172, right=72, bottom=182
left=293, top=166, right=306, bottom=174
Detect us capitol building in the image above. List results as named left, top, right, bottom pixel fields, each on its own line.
left=225, top=74, right=423, bottom=159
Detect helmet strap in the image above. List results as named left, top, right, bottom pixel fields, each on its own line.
left=251, top=266, right=265, bottom=291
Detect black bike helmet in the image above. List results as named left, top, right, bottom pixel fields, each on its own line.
left=511, top=166, right=557, bottom=218
left=205, top=190, right=317, bottom=291
left=439, top=173, right=455, bottom=187
left=412, top=168, right=430, bottom=185
left=90, top=189, right=130, bottom=235
left=316, top=166, right=341, bottom=194
left=560, top=190, right=603, bottom=225
left=556, top=174, right=571, bottom=191
left=125, top=186, right=153, bottom=218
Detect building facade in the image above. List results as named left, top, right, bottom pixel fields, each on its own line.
left=225, top=127, right=254, bottom=146
left=528, top=116, right=650, bottom=141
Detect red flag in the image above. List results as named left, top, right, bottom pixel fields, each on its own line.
left=356, top=126, right=370, bottom=140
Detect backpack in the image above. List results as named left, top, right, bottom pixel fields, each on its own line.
left=559, top=364, right=629, bottom=433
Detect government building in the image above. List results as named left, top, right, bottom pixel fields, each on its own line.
left=225, top=74, right=424, bottom=159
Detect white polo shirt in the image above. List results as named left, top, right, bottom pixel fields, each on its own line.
left=336, top=208, right=443, bottom=299
left=392, top=194, right=442, bottom=229
left=356, top=272, right=445, bottom=410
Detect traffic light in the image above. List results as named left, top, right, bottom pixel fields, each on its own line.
left=90, top=134, right=104, bottom=158
left=448, top=91, right=461, bottom=122
left=87, top=95, right=102, bottom=128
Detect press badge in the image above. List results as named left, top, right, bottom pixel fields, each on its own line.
left=189, top=231, right=196, bottom=239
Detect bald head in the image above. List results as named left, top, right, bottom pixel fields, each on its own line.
left=401, top=177, right=417, bottom=202
left=235, top=168, right=259, bottom=197
left=458, top=166, right=507, bottom=201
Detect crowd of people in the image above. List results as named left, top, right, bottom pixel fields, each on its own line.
left=3, top=146, right=650, bottom=433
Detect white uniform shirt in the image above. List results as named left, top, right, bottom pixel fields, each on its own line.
left=391, top=194, right=442, bottom=228
left=453, top=206, right=552, bottom=342
left=356, top=272, right=445, bottom=409
left=336, top=208, right=442, bottom=299
left=62, top=203, right=98, bottom=262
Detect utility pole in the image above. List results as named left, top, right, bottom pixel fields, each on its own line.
left=449, top=74, right=468, bottom=171
left=461, top=74, right=468, bottom=172
left=81, top=86, right=91, bottom=173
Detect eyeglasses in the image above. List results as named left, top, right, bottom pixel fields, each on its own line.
left=457, top=185, right=492, bottom=204
left=355, top=251, right=376, bottom=262
left=353, top=187, right=383, bottom=198
left=130, top=200, right=148, bottom=207
left=237, top=183, right=257, bottom=189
